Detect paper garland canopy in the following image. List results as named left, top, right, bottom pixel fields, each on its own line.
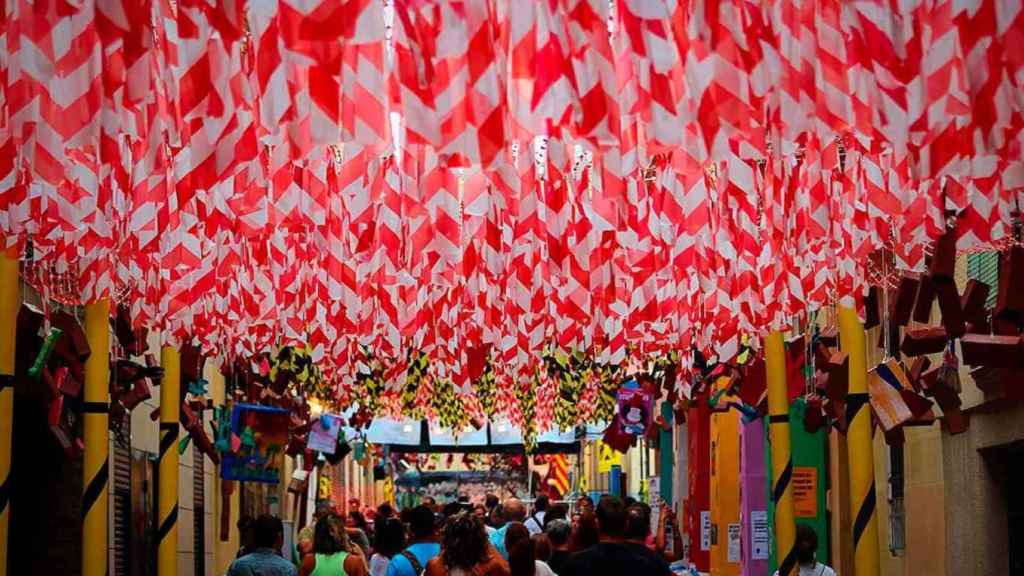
left=3, top=0, right=1023, bottom=407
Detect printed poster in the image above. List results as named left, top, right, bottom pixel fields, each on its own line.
left=792, top=466, right=818, bottom=517
left=727, top=523, right=741, bottom=563
left=700, top=511, right=711, bottom=551
left=648, top=477, right=661, bottom=505
left=650, top=500, right=662, bottom=541
left=751, top=510, right=769, bottom=560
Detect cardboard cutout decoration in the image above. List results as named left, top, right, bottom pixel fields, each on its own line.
left=221, top=404, right=289, bottom=483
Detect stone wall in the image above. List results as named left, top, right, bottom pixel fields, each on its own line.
left=943, top=401, right=1024, bottom=575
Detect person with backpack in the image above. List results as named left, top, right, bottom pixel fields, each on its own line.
left=299, top=514, right=368, bottom=576
left=523, top=495, right=548, bottom=536
left=386, top=506, right=441, bottom=576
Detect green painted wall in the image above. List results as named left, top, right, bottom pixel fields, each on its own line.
left=766, top=397, right=829, bottom=571
left=660, top=402, right=674, bottom=503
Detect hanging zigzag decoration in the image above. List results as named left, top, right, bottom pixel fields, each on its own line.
left=550, top=351, right=584, bottom=430
left=432, top=376, right=466, bottom=431
left=4, top=0, right=1024, bottom=433
left=399, top=352, right=425, bottom=419
left=476, top=357, right=498, bottom=421
left=594, top=363, right=623, bottom=424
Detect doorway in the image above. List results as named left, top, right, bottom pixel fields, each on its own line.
left=1008, top=443, right=1024, bottom=576
left=8, top=394, right=82, bottom=575
left=982, top=439, right=1024, bottom=576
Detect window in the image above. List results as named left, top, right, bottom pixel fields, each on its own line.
left=887, top=445, right=905, bottom=555
left=194, top=450, right=206, bottom=575
left=113, top=421, right=132, bottom=576
left=129, top=448, right=156, bottom=576
left=966, top=251, right=999, bottom=310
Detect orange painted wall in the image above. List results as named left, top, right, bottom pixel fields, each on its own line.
left=710, top=398, right=741, bottom=576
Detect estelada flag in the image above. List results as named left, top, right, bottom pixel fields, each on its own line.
left=546, top=454, right=571, bottom=499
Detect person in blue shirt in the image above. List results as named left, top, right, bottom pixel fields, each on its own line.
left=488, top=498, right=526, bottom=560
left=386, top=505, right=440, bottom=576
left=227, top=514, right=298, bottom=576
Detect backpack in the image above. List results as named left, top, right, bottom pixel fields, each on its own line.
left=526, top=512, right=543, bottom=534
left=401, top=550, right=425, bottom=576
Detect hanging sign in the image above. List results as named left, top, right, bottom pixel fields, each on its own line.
left=222, top=404, right=289, bottom=483
left=307, top=414, right=343, bottom=454
left=751, top=510, right=769, bottom=560
left=617, top=386, right=653, bottom=435
left=318, top=470, right=332, bottom=500
left=792, top=467, right=818, bottom=517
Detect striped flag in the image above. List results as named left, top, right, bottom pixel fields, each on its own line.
left=547, top=454, right=571, bottom=498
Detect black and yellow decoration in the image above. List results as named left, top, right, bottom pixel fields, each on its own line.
left=432, top=376, right=467, bottom=431
left=401, top=351, right=429, bottom=419
left=516, top=374, right=538, bottom=451
left=765, top=331, right=797, bottom=576
left=475, top=355, right=497, bottom=419
left=270, top=345, right=329, bottom=402
left=838, top=306, right=880, bottom=576
left=82, top=300, right=110, bottom=576
left=549, top=350, right=584, bottom=429
left=594, top=362, right=622, bottom=423
left=355, top=349, right=386, bottom=415
left=158, top=346, right=180, bottom=576
left=0, top=254, right=17, bottom=576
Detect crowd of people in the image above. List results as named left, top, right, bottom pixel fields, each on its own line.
left=226, top=492, right=685, bottom=576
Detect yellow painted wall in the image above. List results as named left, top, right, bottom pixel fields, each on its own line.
left=210, top=367, right=241, bottom=576
left=865, top=296, right=947, bottom=576
left=828, top=430, right=855, bottom=576
left=709, top=398, right=741, bottom=576
left=871, top=423, right=945, bottom=576
left=826, top=312, right=947, bottom=576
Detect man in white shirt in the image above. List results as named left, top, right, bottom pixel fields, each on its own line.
left=524, top=494, right=549, bottom=536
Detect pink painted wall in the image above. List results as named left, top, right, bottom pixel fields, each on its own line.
left=740, top=419, right=769, bottom=576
